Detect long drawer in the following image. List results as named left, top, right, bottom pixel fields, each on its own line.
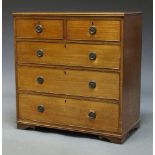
left=17, top=42, right=120, bottom=69
left=19, top=94, right=119, bottom=132
left=17, top=66, right=119, bottom=100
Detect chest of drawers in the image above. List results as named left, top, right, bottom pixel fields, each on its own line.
left=13, top=12, right=142, bottom=143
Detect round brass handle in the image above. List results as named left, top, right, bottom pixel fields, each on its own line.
left=35, top=24, right=43, bottom=33
left=36, top=49, right=44, bottom=57
left=36, top=76, right=44, bottom=84
left=89, top=52, right=96, bottom=60
left=37, top=105, right=45, bottom=113
left=89, top=81, right=96, bottom=89
left=89, top=26, right=96, bottom=35
left=88, top=111, right=96, bottom=119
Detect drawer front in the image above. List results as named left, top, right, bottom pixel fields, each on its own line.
left=19, top=94, right=119, bottom=132
left=67, top=20, right=121, bottom=41
left=15, top=19, right=63, bottom=39
left=17, top=42, right=120, bottom=69
left=17, top=66, right=119, bottom=100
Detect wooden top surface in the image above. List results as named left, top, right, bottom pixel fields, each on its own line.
left=12, top=12, right=142, bottom=17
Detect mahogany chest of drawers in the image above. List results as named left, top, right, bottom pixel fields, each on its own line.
left=13, top=12, right=142, bottom=143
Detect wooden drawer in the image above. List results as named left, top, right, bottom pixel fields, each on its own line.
left=19, top=94, right=119, bottom=132
left=17, top=42, right=120, bottom=69
left=15, top=19, right=63, bottom=39
left=17, top=66, right=119, bottom=100
left=67, top=20, right=121, bottom=41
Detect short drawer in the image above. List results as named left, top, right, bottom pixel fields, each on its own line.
left=15, top=19, right=63, bottom=39
left=17, top=42, right=120, bottom=69
left=67, top=20, right=121, bottom=41
left=19, top=94, right=119, bottom=132
left=17, top=66, right=119, bottom=100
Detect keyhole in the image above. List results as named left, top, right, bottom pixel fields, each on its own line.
left=64, top=100, right=67, bottom=103
left=64, top=71, right=67, bottom=75
left=92, top=21, right=94, bottom=25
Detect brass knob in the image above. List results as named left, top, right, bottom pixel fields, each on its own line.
left=88, top=111, right=96, bottom=119
left=89, top=52, right=96, bottom=60
left=35, top=24, right=43, bottom=33
left=36, top=49, right=44, bottom=57
left=89, top=81, right=96, bottom=89
left=36, top=76, right=44, bottom=84
left=89, top=26, right=96, bottom=35
left=37, top=105, right=45, bottom=112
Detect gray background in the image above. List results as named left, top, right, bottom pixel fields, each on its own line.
left=2, top=0, right=153, bottom=155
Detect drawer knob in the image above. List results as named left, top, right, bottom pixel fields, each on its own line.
left=36, top=49, right=44, bottom=57
left=37, top=105, right=45, bottom=112
left=89, top=81, right=96, bottom=89
left=36, top=76, right=44, bottom=84
left=89, top=52, right=96, bottom=60
left=89, top=26, right=96, bottom=35
left=88, top=111, right=96, bottom=119
left=35, top=24, right=43, bottom=33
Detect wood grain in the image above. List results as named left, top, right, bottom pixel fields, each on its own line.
left=17, top=66, right=120, bottom=100
left=17, top=42, right=121, bottom=69
left=67, top=20, right=121, bottom=41
left=15, top=19, right=64, bottom=39
left=19, top=93, right=119, bottom=132
left=121, top=14, right=142, bottom=133
left=13, top=12, right=142, bottom=143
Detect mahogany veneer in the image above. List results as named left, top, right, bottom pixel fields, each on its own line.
left=13, top=12, right=142, bottom=143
